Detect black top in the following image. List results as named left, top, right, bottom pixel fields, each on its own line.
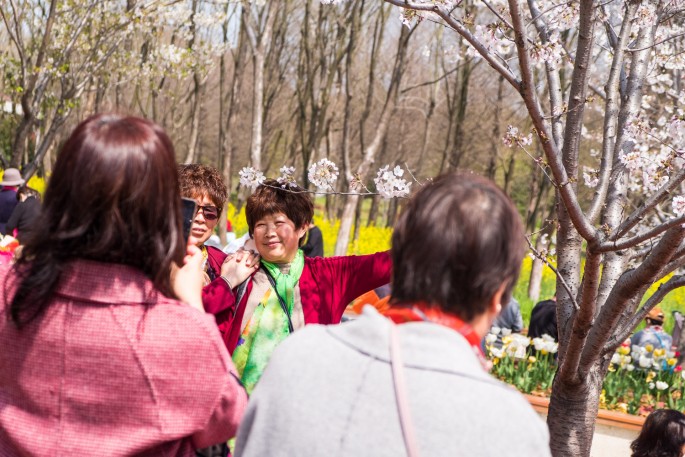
left=6, top=196, right=41, bottom=242
left=527, top=299, right=558, bottom=341
left=0, top=188, right=18, bottom=235
left=301, top=226, right=324, bottom=258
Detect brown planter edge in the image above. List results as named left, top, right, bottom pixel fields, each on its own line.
left=524, top=394, right=646, bottom=432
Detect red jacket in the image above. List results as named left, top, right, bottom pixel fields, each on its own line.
left=202, top=251, right=392, bottom=353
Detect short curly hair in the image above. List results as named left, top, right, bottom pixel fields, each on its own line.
left=178, top=164, right=228, bottom=210
left=245, top=179, right=313, bottom=242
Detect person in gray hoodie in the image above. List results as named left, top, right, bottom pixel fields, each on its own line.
left=235, top=172, right=552, bottom=457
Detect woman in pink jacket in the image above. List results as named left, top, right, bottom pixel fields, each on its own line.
left=0, top=114, right=247, bottom=456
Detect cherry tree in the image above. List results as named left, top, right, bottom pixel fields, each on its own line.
left=325, top=0, right=683, bottom=456
left=0, top=0, right=228, bottom=177
left=390, top=0, right=683, bottom=455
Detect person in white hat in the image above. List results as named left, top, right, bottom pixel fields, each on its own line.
left=0, top=168, right=25, bottom=235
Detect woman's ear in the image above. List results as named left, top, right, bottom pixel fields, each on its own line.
left=488, top=282, right=508, bottom=318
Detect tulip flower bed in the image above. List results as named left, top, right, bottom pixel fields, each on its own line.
left=485, top=328, right=685, bottom=416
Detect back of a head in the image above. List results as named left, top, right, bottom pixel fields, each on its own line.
left=16, top=185, right=40, bottom=202
left=391, top=172, right=525, bottom=321
left=9, top=114, right=185, bottom=326
left=631, top=409, right=685, bottom=457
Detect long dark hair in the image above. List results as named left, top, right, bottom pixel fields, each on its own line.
left=8, top=114, right=186, bottom=327
left=631, top=409, right=685, bottom=457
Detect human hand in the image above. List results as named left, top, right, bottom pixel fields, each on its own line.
left=172, top=244, right=205, bottom=312
left=220, top=248, right=260, bottom=288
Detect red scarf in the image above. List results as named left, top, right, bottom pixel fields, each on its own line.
left=385, top=302, right=490, bottom=370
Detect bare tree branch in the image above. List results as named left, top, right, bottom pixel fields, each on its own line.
left=611, top=274, right=685, bottom=348
left=598, top=215, right=685, bottom=252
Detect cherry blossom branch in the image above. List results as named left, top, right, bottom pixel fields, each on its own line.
left=383, top=0, right=522, bottom=90
left=598, top=216, right=685, bottom=253
left=507, top=0, right=598, bottom=244
left=526, top=0, right=564, bottom=145
left=610, top=168, right=685, bottom=241
left=628, top=31, right=685, bottom=52
left=559, top=0, right=595, bottom=196
left=587, top=1, right=637, bottom=223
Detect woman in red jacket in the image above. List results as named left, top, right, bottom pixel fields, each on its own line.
left=205, top=179, right=391, bottom=393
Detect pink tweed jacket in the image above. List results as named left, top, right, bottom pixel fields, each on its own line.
left=0, top=260, right=247, bottom=457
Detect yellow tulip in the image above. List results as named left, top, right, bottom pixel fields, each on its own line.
left=667, top=358, right=677, bottom=366
left=645, top=344, right=654, bottom=353
left=618, top=346, right=630, bottom=355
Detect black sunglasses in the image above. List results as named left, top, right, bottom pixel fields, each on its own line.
left=196, top=205, right=219, bottom=221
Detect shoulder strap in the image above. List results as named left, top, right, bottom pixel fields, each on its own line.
left=263, top=266, right=294, bottom=333
left=389, top=323, right=421, bottom=457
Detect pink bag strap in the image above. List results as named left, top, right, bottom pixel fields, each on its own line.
left=389, top=323, right=421, bottom=457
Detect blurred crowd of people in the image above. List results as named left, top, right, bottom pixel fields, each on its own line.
left=0, top=115, right=683, bottom=457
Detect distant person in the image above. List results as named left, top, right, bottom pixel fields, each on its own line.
left=528, top=297, right=558, bottom=340
left=301, top=223, right=323, bottom=258
left=235, top=172, right=551, bottom=457
left=485, top=297, right=524, bottom=348
left=630, top=409, right=685, bottom=457
left=631, top=307, right=673, bottom=350
left=6, top=185, right=41, bottom=242
left=493, top=297, right=524, bottom=333
left=349, top=284, right=392, bottom=315
left=0, top=168, right=24, bottom=235
left=0, top=114, right=247, bottom=455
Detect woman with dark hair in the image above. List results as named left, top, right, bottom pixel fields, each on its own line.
left=211, top=179, right=391, bottom=394
left=631, top=409, right=685, bottom=457
left=235, top=173, right=550, bottom=457
left=6, top=185, right=41, bottom=242
left=0, top=114, right=247, bottom=456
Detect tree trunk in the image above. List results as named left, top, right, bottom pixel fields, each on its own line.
left=334, top=21, right=412, bottom=256
left=447, top=60, right=472, bottom=171
left=547, top=361, right=608, bottom=457
left=352, top=195, right=363, bottom=246
left=335, top=195, right=358, bottom=255
left=367, top=195, right=379, bottom=226
left=486, top=75, right=504, bottom=179
left=184, top=78, right=203, bottom=164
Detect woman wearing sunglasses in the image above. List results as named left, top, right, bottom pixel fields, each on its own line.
left=178, top=164, right=259, bottom=289
left=179, top=165, right=259, bottom=381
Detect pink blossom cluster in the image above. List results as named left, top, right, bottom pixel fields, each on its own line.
left=502, top=125, right=533, bottom=148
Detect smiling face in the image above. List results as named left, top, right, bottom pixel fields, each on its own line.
left=252, top=212, right=307, bottom=264
left=190, top=193, right=219, bottom=246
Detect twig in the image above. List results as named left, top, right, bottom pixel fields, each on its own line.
left=525, top=235, right=580, bottom=311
